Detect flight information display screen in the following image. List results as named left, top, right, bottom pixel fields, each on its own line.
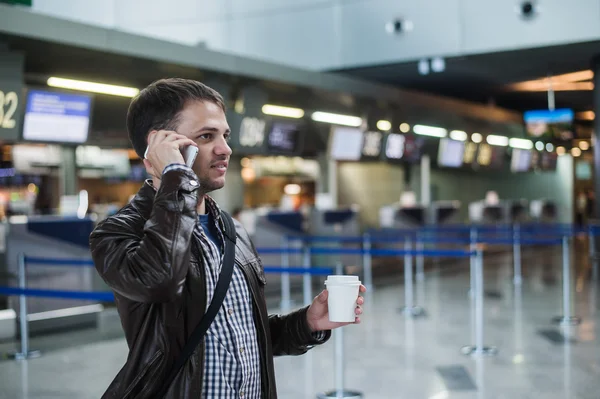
left=22, top=89, right=92, bottom=143
left=266, top=122, right=302, bottom=155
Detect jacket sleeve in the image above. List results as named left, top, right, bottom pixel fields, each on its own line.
left=89, top=169, right=199, bottom=303
left=269, top=307, right=331, bottom=356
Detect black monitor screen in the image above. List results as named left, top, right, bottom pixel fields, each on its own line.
left=267, top=122, right=302, bottom=155
left=438, top=138, right=465, bottom=168
left=463, top=142, right=478, bottom=165
left=477, top=144, right=505, bottom=169
left=540, top=151, right=558, bottom=171
left=510, top=149, right=532, bottom=172
left=361, top=131, right=384, bottom=160
left=384, top=134, right=423, bottom=164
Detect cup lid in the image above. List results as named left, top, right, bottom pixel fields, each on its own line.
left=325, top=275, right=359, bottom=282
left=325, top=275, right=361, bottom=285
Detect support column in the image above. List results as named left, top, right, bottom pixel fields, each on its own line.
left=420, top=155, right=431, bottom=207
left=593, top=56, right=600, bottom=218
left=60, top=147, right=77, bottom=196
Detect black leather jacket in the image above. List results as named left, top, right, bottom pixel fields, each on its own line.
left=90, top=168, right=330, bottom=398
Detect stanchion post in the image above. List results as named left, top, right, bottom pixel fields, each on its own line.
left=461, top=248, right=497, bottom=357
left=416, top=232, right=425, bottom=282
left=553, top=236, right=581, bottom=326
left=403, top=237, right=413, bottom=314
left=7, top=253, right=41, bottom=360
left=362, top=233, right=373, bottom=293
left=469, top=227, right=478, bottom=299
left=317, top=262, right=363, bottom=399
left=302, top=241, right=312, bottom=306
left=513, top=223, right=522, bottom=286
left=589, top=225, right=598, bottom=281
left=400, top=237, right=424, bottom=317
left=280, top=237, right=292, bottom=312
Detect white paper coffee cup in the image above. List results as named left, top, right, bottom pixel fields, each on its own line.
left=325, top=276, right=361, bottom=323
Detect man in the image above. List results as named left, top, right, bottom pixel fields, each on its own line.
left=89, top=78, right=366, bottom=398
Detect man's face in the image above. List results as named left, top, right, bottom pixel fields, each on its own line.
left=176, top=100, right=232, bottom=193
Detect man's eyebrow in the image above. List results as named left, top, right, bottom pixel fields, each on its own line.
left=193, top=126, right=231, bottom=134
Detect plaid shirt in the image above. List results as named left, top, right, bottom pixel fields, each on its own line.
left=195, top=197, right=262, bottom=399
left=161, top=164, right=326, bottom=397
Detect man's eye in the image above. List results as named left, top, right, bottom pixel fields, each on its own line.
left=224, top=134, right=231, bottom=142
left=199, top=134, right=212, bottom=140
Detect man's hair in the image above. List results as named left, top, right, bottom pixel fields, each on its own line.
left=126, top=78, right=226, bottom=158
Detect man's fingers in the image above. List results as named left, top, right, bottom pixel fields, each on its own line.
left=315, top=290, right=328, bottom=303
left=357, top=297, right=364, bottom=306
left=171, top=138, right=198, bottom=150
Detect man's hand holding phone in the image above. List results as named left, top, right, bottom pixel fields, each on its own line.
left=143, top=130, right=198, bottom=188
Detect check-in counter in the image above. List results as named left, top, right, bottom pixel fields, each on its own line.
left=530, top=200, right=558, bottom=223
left=469, top=201, right=506, bottom=224
left=431, top=201, right=461, bottom=225
left=379, top=204, right=427, bottom=229
left=508, top=199, right=530, bottom=223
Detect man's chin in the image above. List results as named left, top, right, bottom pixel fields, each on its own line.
left=201, top=178, right=226, bottom=193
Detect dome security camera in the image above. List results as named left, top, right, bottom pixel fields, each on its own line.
left=386, top=18, right=414, bottom=34
left=518, top=1, right=538, bottom=18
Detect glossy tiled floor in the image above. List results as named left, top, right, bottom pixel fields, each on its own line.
left=0, top=241, right=599, bottom=398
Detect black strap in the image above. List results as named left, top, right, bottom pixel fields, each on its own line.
left=158, top=210, right=237, bottom=398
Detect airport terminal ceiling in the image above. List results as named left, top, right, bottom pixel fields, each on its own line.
left=338, top=40, right=600, bottom=116
left=0, top=31, right=532, bottom=150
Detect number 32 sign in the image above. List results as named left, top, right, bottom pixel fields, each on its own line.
left=0, top=81, right=23, bottom=141
left=0, top=90, right=18, bottom=129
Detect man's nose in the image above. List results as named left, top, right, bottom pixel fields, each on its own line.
left=215, top=137, right=232, bottom=156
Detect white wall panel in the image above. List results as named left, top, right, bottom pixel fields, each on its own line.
left=462, top=0, right=600, bottom=53
left=339, top=0, right=462, bottom=68
left=30, top=0, right=600, bottom=72
left=32, top=0, right=117, bottom=28
left=222, top=6, right=340, bottom=70
left=229, top=0, right=338, bottom=15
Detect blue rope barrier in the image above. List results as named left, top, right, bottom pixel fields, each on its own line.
left=0, top=286, right=114, bottom=302
left=520, top=238, right=563, bottom=246
left=286, top=236, right=364, bottom=243
left=310, top=248, right=364, bottom=255
left=263, top=267, right=334, bottom=276
left=24, top=257, right=95, bottom=267
left=415, top=237, right=471, bottom=245
left=480, top=238, right=515, bottom=245
left=369, top=249, right=474, bottom=258
left=368, top=236, right=408, bottom=244
left=256, top=247, right=304, bottom=255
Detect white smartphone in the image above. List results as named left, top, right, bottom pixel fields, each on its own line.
left=181, top=145, right=198, bottom=168
left=143, top=144, right=198, bottom=168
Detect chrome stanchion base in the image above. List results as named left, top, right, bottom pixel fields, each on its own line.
left=398, top=306, right=426, bottom=317
left=5, top=350, right=42, bottom=360
left=460, top=345, right=498, bottom=357
left=552, top=316, right=581, bottom=326
left=317, top=390, right=363, bottom=399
